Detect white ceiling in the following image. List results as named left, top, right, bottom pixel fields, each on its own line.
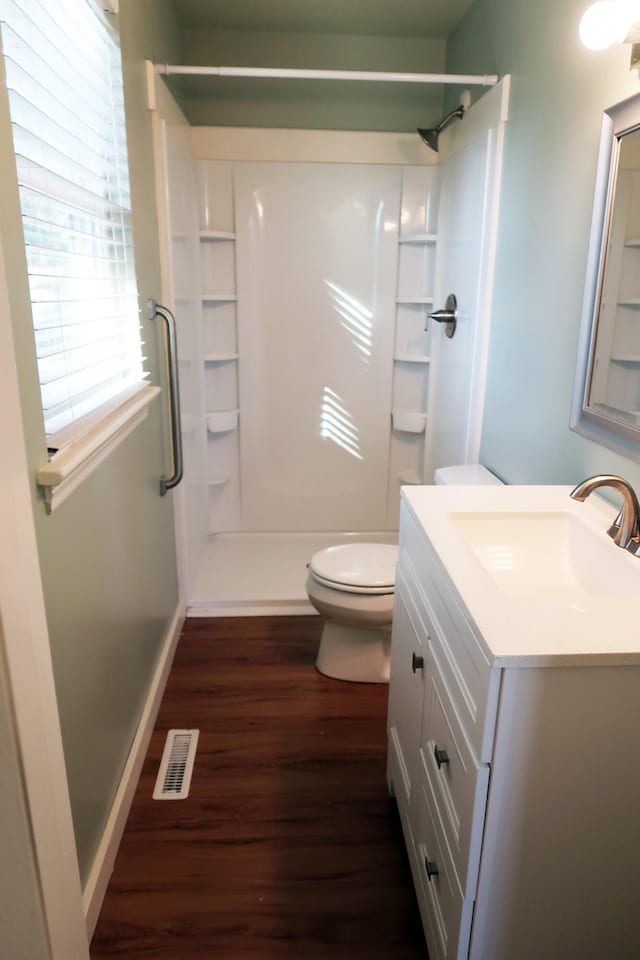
left=173, top=0, right=475, bottom=38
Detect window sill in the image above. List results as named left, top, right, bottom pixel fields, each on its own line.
left=37, top=385, right=161, bottom=513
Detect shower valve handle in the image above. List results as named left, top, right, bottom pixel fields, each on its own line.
left=426, top=293, right=457, bottom=339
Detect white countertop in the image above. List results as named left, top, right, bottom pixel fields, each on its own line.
left=402, top=484, right=640, bottom=667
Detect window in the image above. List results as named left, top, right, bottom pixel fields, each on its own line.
left=0, top=0, right=145, bottom=446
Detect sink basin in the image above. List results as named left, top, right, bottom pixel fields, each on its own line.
left=402, top=484, right=640, bottom=663
left=450, top=510, right=639, bottom=597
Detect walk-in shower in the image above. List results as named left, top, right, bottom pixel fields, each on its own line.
left=185, top=157, right=438, bottom=615
left=152, top=68, right=508, bottom=616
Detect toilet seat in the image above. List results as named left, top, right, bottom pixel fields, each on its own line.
left=308, top=543, right=398, bottom=595
left=309, top=571, right=395, bottom=595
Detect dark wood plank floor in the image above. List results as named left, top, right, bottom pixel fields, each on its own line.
left=91, top=616, right=427, bottom=959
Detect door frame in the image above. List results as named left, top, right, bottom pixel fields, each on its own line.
left=0, top=235, right=89, bottom=957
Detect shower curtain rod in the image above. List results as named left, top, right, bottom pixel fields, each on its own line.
left=156, top=64, right=499, bottom=86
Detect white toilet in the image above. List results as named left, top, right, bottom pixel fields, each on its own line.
left=306, top=464, right=503, bottom=683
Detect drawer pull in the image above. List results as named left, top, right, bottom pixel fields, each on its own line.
left=425, top=857, right=439, bottom=881
left=411, top=652, right=424, bottom=673
left=434, top=745, right=450, bottom=769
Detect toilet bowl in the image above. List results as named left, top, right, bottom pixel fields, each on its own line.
left=306, top=464, right=503, bottom=683
left=306, top=543, right=398, bottom=683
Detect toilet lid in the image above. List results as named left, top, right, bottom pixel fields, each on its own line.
left=309, top=543, right=398, bottom=592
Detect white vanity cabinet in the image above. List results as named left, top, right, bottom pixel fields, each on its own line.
left=388, top=489, right=640, bottom=960
left=387, top=568, right=427, bottom=815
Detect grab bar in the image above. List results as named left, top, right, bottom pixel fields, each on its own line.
left=149, top=300, right=183, bottom=495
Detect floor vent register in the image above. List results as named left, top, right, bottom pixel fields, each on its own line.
left=152, top=729, right=199, bottom=800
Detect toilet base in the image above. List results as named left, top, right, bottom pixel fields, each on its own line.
left=315, top=621, right=391, bottom=684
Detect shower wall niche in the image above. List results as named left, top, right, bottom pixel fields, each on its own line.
left=198, top=162, right=241, bottom=533
left=194, top=159, right=441, bottom=535
left=388, top=165, right=440, bottom=524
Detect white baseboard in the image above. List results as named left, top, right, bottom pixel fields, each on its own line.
left=187, top=601, right=316, bottom=617
left=83, top=602, right=185, bottom=937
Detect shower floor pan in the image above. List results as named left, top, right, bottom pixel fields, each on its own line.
left=188, top=531, right=398, bottom=617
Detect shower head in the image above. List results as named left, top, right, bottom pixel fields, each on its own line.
left=417, top=104, right=466, bottom=153
left=416, top=126, right=440, bottom=151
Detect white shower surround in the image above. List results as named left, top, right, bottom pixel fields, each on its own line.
left=189, top=157, right=438, bottom=613
left=152, top=77, right=509, bottom=614
left=235, top=162, right=401, bottom=532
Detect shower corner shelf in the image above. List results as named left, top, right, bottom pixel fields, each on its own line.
left=398, top=233, right=437, bottom=245
left=391, top=410, right=427, bottom=434
left=208, top=472, right=230, bottom=487
left=394, top=353, right=431, bottom=364
left=624, top=238, right=640, bottom=247
left=200, top=230, right=236, bottom=241
left=202, top=293, right=237, bottom=303
left=398, top=469, right=423, bottom=485
left=206, top=409, right=239, bottom=433
left=204, top=352, right=239, bottom=363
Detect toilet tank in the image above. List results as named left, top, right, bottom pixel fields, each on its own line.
left=434, top=464, right=503, bottom=486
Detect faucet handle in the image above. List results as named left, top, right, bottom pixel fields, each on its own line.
left=607, top=507, right=624, bottom=541
left=626, top=536, right=640, bottom=557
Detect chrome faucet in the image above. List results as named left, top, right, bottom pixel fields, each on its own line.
left=570, top=475, right=640, bottom=552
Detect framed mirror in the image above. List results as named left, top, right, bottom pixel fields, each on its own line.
left=572, top=91, right=640, bottom=461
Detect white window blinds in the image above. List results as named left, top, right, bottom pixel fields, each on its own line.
left=0, top=0, right=145, bottom=443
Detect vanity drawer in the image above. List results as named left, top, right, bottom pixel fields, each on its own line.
left=387, top=568, right=431, bottom=807
left=413, top=762, right=475, bottom=960
left=420, top=648, right=490, bottom=900
left=400, top=510, right=500, bottom=763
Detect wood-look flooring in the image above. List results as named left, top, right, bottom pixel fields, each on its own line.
left=90, top=616, right=427, bottom=959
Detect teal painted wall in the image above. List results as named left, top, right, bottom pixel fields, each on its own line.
left=446, top=0, right=640, bottom=484
left=179, top=29, right=446, bottom=131
left=0, top=0, right=182, bottom=882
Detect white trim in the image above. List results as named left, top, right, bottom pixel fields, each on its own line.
left=188, top=601, right=317, bottom=617
left=191, top=126, right=439, bottom=166
left=83, top=602, right=185, bottom=937
left=145, top=58, right=156, bottom=111
left=158, top=64, right=499, bottom=86
left=0, top=230, right=89, bottom=954
left=37, top=385, right=161, bottom=513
